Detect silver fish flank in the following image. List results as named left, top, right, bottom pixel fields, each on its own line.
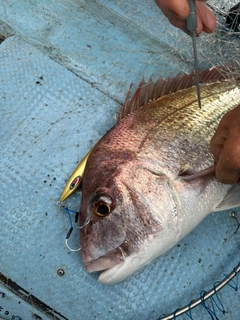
left=79, top=68, right=240, bottom=284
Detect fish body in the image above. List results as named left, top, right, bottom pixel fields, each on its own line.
left=79, top=70, right=240, bottom=284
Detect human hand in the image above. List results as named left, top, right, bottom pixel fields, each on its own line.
left=155, top=0, right=216, bottom=35
left=210, top=105, right=240, bottom=184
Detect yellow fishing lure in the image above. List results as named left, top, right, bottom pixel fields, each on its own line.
left=60, top=147, right=94, bottom=202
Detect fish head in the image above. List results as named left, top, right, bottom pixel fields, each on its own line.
left=80, top=145, right=180, bottom=284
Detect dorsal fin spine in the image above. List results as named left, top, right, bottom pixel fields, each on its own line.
left=116, top=65, right=238, bottom=123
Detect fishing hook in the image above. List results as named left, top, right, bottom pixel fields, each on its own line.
left=230, top=210, right=240, bottom=235
left=74, top=211, right=90, bottom=229
left=57, top=201, right=90, bottom=252
left=65, top=227, right=81, bottom=252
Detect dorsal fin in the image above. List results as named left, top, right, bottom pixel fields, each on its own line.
left=116, top=65, right=236, bottom=122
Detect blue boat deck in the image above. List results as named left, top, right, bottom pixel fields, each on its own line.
left=0, top=1, right=240, bottom=319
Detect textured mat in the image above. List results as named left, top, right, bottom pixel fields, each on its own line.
left=0, top=0, right=191, bottom=104
left=0, top=1, right=240, bottom=319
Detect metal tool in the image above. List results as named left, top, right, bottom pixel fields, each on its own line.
left=187, top=0, right=201, bottom=109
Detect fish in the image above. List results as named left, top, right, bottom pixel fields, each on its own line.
left=79, top=67, right=240, bottom=284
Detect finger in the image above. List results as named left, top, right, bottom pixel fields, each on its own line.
left=167, top=12, right=189, bottom=33
left=155, top=0, right=189, bottom=34
left=196, top=2, right=216, bottom=34
left=210, top=130, right=226, bottom=163
left=155, top=0, right=216, bottom=35
left=210, top=126, right=227, bottom=163
left=211, top=105, right=240, bottom=164
left=215, top=134, right=240, bottom=184
left=155, top=0, right=190, bottom=19
left=215, top=156, right=240, bottom=184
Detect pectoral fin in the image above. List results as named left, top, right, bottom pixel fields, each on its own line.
left=214, top=184, right=240, bottom=212
left=180, top=165, right=216, bottom=181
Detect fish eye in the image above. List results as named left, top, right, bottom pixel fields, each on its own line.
left=91, top=195, right=113, bottom=217
left=93, top=203, right=111, bottom=217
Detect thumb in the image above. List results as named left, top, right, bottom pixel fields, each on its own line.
left=210, top=124, right=228, bottom=164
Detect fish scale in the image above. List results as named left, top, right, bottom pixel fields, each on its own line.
left=135, top=82, right=240, bottom=165
left=79, top=71, right=240, bottom=284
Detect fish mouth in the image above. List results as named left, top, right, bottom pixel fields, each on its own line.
left=81, top=247, right=125, bottom=273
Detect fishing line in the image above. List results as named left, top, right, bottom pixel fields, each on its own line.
left=157, top=261, right=240, bottom=320
left=64, top=206, right=81, bottom=252
left=200, top=291, right=221, bottom=320
left=229, top=209, right=240, bottom=235
left=206, top=1, right=228, bottom=17
left=210, top=285, right=225, bottom=313
left=226, top=271, right=238, bottom=290
left=207, top=1, right=240, bottom=32
left=185, top=307, right=194, bottom=319
left=57, top=201, right=90, bottom=252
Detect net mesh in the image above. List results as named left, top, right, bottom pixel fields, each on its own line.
left=162, top=0, right=240, bottom=78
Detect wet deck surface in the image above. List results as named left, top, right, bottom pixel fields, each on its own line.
left=0, top=1, right=240, bottom=319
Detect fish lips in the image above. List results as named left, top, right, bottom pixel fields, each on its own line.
left=81, top=246, right=125, bottom=273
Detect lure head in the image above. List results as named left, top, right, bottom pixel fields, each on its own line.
left=60, top=148, right=94, bottom=202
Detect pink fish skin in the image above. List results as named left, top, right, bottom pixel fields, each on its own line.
left=80, top=68, right=240, bottom=284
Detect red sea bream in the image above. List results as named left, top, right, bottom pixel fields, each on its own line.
left=79, top=68, right=240, bottom=284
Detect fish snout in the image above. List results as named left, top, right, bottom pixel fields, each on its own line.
left=81, top=249, right=93, bottom=263
left=81, top=247, right=125, bottom=273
